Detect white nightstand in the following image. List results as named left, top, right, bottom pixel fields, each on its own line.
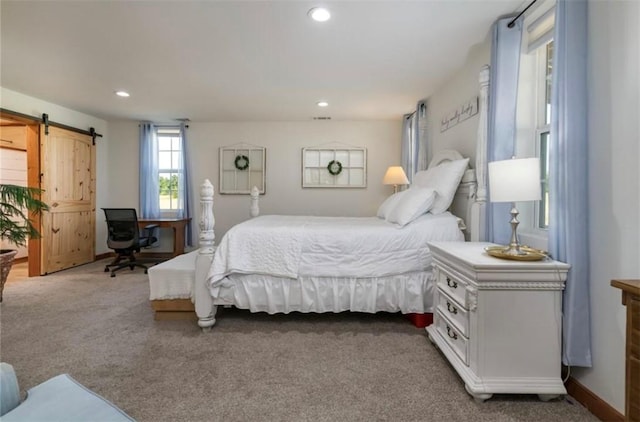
left=426, top=241, right=570, bottom=402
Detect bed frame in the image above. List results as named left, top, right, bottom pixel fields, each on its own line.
left=193, top=66, right=490, bottom=331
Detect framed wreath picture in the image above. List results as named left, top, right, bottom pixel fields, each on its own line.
left=302, top=146, right=367, bottom=188
left=219, top=144, right=266, bottom=194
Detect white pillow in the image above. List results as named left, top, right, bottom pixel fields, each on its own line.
left=413, top=158, right=469, bottom=214
left=386, top=187, right=437, bottom=226
left=376, top=190, right=406, bottom=219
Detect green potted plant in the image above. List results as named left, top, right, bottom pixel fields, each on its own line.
left=0, top=184, right=48, bottom=302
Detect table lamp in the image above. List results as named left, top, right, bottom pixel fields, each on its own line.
left=383, top=166, right=409, bottom=193
left=488, top=157, right=541, bottom=259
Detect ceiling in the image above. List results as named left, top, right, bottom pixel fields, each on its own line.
left=0, top=1, right=522, bottom=123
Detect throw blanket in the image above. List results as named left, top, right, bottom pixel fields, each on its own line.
left=207, top=213, right=463, bottom=294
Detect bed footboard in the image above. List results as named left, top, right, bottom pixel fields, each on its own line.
left=195, top=179, right=217, bottom=331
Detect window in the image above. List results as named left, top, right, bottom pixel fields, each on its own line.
left=536, top=40, right=553, bottom=229
left=515, top=0, right=555, bottom=249
left=157, top=128, right=183, bottom=214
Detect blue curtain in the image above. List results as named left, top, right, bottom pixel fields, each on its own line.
left=487, top=16, right=523, bottom=244
left=549, top=0, right=591, bottom=367
left=415, top=100, right=428, bottom=172
left=400, top=102, right=427, bottom=183
left=139, top=123, right=160, bottom=219
left=401, top=113, right=414, bottom=182
left=177, top=123, right=193, bottom=247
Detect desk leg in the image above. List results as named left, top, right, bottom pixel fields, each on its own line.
left=174, top=224, right=185, bottom=256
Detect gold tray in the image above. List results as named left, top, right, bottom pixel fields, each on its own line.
left=484, top=246, right=548, bottom=261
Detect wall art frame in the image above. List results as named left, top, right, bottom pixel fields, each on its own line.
left=440, top=96, right=479, bottom=132
left=302, top=146, right=367, bottom=188
left=219, top=144, right=266, bottom=194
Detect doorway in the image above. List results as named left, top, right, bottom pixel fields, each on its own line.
left=0, top=111, right=96, bottom=276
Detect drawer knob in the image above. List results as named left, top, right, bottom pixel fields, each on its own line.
left=446, top=301, right=458, bottom=315
left=446, top=325, right=458, bottom=340
left=446, top=277, right=458, bottom=289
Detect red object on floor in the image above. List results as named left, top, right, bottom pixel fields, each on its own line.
left=406, top=312, right=433, bottom=328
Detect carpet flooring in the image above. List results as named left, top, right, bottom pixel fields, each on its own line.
left=0, top=260, right=598, bottom=422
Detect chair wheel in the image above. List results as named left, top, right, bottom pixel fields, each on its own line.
left=129, top=265, right=134, bottom=270
left=104, top=267, right=109, bottom=272
left=110, top=273, right=116, bottom=278
left=144, top=269, right=148, bottom=274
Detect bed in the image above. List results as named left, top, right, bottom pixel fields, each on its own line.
left=148, top=155, right=471, bottom=319
left=191, top=67, right=490, bottom=330
left=209, top=211, right=463, bottom=314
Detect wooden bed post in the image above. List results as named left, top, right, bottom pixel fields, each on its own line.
left=195, top=179, right=217, bottom=331
left=471, top=65, right=489, bottom=242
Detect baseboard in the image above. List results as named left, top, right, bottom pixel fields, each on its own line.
left=95, top=252, right=170, bottom=261
left=13, top=257, right=28, bottom=264
left=565, top=376, right=624, bottom=422
left=95, top=252, right=114, bottom=261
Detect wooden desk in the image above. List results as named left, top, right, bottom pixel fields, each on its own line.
left=611, top=279, right=640, bottom=422
left=139, top=218, right=191, bottom=257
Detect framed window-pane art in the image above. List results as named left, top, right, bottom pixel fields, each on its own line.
left=302, top=147, right=367, bottom=188
left=219, top=145, right=266, bottom=194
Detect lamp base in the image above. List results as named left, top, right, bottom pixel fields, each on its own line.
left=485, top=203, right=547, bottom=261
left=484, top=245, right=548, bottom=261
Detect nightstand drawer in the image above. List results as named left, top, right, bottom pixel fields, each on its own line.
left=436, top=268, right=468, bottom=309
left=436, top=288, right=469, bottom=337
left=435, top=310, right=468, bottom=365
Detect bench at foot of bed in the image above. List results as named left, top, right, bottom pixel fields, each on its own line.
left=148, top=250, right=198, bottom=320
left=150, top=299, right=196, bottom=320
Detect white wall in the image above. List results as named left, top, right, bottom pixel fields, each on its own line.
left=426, top=36, right=491, bottom=166
left=578, top=0, right=640, bottom=413
left=108, top=120, right=401, bottom=243
left=0, top=88, right=111, bottom=255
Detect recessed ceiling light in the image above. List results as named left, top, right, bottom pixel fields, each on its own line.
left=114, top=91, right=130, bottom=97
left=317, top=101, right=329, bottom=107
left=308, top=7, right=331, bottom=22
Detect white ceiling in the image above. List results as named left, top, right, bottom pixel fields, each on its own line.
left=1, top=1, right=522, bottom=122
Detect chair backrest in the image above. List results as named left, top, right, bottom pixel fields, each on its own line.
left=102, top=208, right=140, bottom=249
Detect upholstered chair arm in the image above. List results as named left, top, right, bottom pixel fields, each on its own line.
left=141, top=224, right=160, bottom=247
left=0, top=363, right=21, bottom=416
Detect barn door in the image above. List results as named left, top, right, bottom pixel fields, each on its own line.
left=40, top=125, right=95, bottom=274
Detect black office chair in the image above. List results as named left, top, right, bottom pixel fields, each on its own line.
left=102, top=208, right=159, bottom=277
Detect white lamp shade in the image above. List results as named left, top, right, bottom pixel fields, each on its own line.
left=383, top=166, right=409, bottom=185
left=488, top=157, right=541, bottom=202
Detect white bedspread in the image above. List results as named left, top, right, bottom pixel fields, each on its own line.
left=207, top=212, right=463, bottom=294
